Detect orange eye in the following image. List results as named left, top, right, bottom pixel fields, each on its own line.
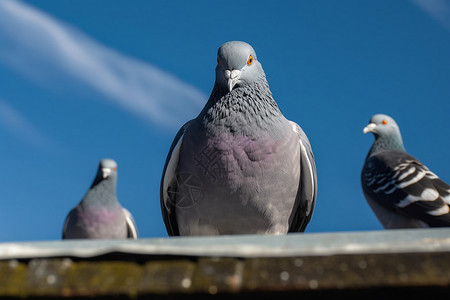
left=247, top=55, right=253, bottom=65
left=217, top=58, right=221, bottom=66
left=382, top=120, right=387, bottom=125
left=113, top=167, right=117, bottom=171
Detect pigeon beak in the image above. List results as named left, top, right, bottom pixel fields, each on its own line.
left=363, top=123, right=376, bottom=134
left=102, top=168, right=112, bottom=179
left=225, top=69, right=242, bottom=92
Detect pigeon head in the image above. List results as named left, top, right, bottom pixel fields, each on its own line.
left=90, top=158, right=118, bottom=188
left=364, top=114, right=405, bottom=155
left=363, top=114, right=401, bottom=138
left=99, top=158, right=118, bottom=179
left=215, top=41, right=265, bottom=92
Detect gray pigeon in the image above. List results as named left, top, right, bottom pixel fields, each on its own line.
left=361, top=114, right=450, bottom=228
left=160, top=41, right=317, bottom=236
left=63, top=159, right=138, bottom=239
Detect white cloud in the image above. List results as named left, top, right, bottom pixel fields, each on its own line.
left=0, top=99, right=58, bottom=150
left=411, top=0, right=450, bottom=32
left=0, top=0, right=206, bottom=127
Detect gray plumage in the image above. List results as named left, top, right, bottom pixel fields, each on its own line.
left=361, top=114, right=450, bottom=228
left=63, top=159, right=138, bottom=239
left=161, top=41, right=317, bottom=236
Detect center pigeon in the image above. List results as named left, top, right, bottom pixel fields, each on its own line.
left=361, top=114, right=450, bottom=228
left=63, top=159, right=138, bottom=239
left=160, top=41, right=317, bottom=236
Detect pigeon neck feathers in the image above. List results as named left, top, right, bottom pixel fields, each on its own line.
left=82, top=172, right=118, bottom=207
left=200, top=79, right=284, bottom=135
left=367, top=133, right=406, bottom=158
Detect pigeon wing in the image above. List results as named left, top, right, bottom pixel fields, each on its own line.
left=160, top=121, right=191, bottom=236
left=123, top=208, right=138, bottom=239
left=62, top=208, right=77, bottom=239
left=362, top=151, right=450, bottom=227
left=288, top=122, right=317, bottom=232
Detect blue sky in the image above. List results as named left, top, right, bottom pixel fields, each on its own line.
left=0, top=0, right=449, bottom=241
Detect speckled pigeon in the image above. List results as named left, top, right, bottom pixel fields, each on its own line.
left=160, top=41, right=317, bottom=236
left=361, top=114, right=450, bottom=228
left=63, top=159, right=138, bottom=239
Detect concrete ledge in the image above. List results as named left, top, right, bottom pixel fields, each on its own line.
left=1, top=228, right=450, bottom=259
left=0, top=229, right=449, bottom=299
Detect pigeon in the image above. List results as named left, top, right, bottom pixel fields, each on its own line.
left=63, top=159, right=138, bottom=239
left=361, top=114, right=450, bottom=228
left=160, top=41, right=317, bottom=236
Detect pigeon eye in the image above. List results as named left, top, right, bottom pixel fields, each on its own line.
left=382, top=120, right=387, bottom=125
left=247, top=55, right=253, bottom=65
left=217, top=58, right=221, bottom=66
left=113, top=167, right=117, bottom=171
